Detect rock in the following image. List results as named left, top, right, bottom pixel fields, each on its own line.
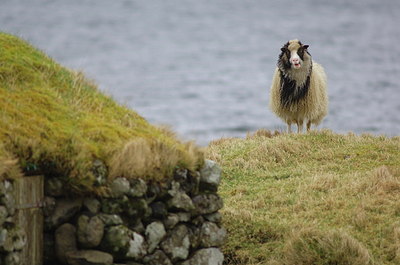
left=146, top=182, right=161, bottom=199
left=131, top=219, right=145, bottom=234
left=150, top=201, right=168, bottom=218
left=45, top=178, right=64, bottom=197
left=167, top=181, right=180, bottom=197
left=101, top=225, right=146, bottom=259
left=110, top=177, right=131, bottom=198
left=191, top=215, right=204, bottom=226
left=174, top=169, right=200, bottom=195
left=174, top=168, right=188, bottom=182
left=55, top=223, right=77, bottom=264
left=83, top=197, right=101, bottom=214
left=0, top=228, right=8, bottom=250
left=77, top=214, right=105, bottom=248
left=0, top=180, right=13, bottom=195
left=0, top=205, right=8, bottom=226
left=161, top=224, right=190, bottom=262
left=147, top=182, right=168, bottom=201
left=98, top=213, right=123, bottom=226
left=143, top=250, right=172, bottom=265
left=4, top=216, right=13, bottom=224
left=180, top=248, right=224, bottom=265
left=177, top=212, right=191, bottom=222
left=11, top=227, right=26, bottom=250
left=128, top=178, right=147, bottom=197
left=173, top=169, right=193, bottom=194
left=204, top=212, right=222, bottom=224
left=92, top=159, right=108, bottom=186
left=101, top=225, right=130, bottom=257
left=66, top=250, right=113, bottom=265
left=126, top=232, right=147, bottom=259
left=167, top=191, right=194, bottom=212
left=163, top=213, right=179, bottom=230
left=4, top=252, right=21, bottom=265
left=101, top=196, right=128, bottom=214
left=145, top=221, right=166, bottom=253
left=0, top=231, right=13, bottom=252
left=43, top=196, right=56, bottom=217
left=192, top=194, right=223, bottom=215
left=125, top=198, right=151, bottom=218
left=186, top=171, right=201, bottom=195
left=199, top=160, right=222, bottom=192
left=46, top=198, right=82, bottom=230
left=199, top=222, right=227, bottom=247
left=188, top=226, right=201, bottom=249
left=1, top=192, right=15, bottom=215
left=0, top=227, right=26, bottom=252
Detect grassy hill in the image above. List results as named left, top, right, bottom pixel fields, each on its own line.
left=0, top=32, right=203, bottom=194
left=207, top=129, right=400, bottom=265
left=3, top=32, right=400, bottom=264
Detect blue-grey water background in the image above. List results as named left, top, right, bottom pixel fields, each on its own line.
left=1, top=0, right=400, bottom=145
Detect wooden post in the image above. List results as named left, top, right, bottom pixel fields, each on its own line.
left=14, top=175, right=44, bottom=265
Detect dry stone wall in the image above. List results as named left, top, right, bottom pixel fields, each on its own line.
left=44, top=159, right=226, bottom=265
left=0, top=180, right=26, bottom=265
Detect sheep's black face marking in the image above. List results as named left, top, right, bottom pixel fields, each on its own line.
left=297, top=47, right=305, bottom=60
left=279, top=70, right=311, bottom=108
left=278, top=42, right=291, bottom=70
left=297, top=45, right=310, bottom=61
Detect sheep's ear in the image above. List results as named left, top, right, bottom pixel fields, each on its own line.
left=303, top=45, right=309, bottom=49
left=281, top=47, right=287, bottom=52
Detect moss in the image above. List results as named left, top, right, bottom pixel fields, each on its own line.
left=207, top=129, right=400, bottom=264
left=0, top=32, right=204, bottom=194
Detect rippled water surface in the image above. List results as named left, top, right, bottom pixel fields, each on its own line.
left=2, top=0, right=400, bottom=144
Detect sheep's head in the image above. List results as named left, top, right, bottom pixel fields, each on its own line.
left=278, top=39, right=310, bottom=70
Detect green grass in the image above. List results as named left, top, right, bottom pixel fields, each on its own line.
left=207, top=129, right=400, bottom=265
left=0, top=32, right=203, bottom=194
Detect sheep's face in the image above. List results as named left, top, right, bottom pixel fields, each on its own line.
left=279, top=39, right=310, bottom=70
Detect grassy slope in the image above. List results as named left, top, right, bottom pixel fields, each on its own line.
left=207, top=129, right=400, bottom=265
left=0, top=33, right=203, bottom=193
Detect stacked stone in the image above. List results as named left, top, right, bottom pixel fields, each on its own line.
left=0, top=180, right=27, bottom=265
left=44, top=160, right=226, bottom=265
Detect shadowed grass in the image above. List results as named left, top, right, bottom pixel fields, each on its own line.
left=207, top=129, right=400, bottom=264
left=0, top=33, right=203, bottom=193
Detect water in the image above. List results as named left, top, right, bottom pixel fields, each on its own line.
left=1, top=0, right=400, bottom=145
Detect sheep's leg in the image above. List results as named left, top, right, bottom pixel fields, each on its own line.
left=287, top=123, right=292, bottom=133
left=306, top=120, right=312, bottom=132
left=296, top=120, right=304, bottom=133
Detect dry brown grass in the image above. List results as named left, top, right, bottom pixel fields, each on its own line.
left=0, top=147, right=23, bottom=181
left=109, top=138, right=203, bottom=181
left=281, top=227, right=373, bottom=265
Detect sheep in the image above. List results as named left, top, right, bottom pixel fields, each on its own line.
left=269, top=39, right=328, bottom=133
